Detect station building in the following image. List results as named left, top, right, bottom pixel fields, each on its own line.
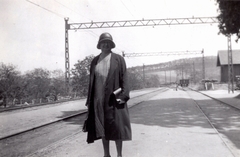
left=217, top=50, right=240, bottom=82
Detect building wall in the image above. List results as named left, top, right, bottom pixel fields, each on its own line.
left=220, top=65, right=240, bottom=82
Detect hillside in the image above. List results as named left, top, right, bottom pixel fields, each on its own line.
left=129, top=56, right=220, bottom=84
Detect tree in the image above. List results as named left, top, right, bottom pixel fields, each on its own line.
left=71, top=55, right=95, bottom=97
left=145, top=75, right=161, bottom=88
left=50, top=69, right=65, bottom=97
left=24, top=68, right=51, bottom=101
left=0, top=63, right=22, bottom=106
left=128, top=68, right=144, bottom=90
left=216, top=1, right=240, bottom=42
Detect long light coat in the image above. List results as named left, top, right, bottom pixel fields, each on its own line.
left=85, top=52, right=132, bottom=143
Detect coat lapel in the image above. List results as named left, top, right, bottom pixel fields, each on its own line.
left=89, top=55, right=99, bottom=89
left=106, top=53, right=117, bottom=86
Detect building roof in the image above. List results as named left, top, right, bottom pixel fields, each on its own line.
left=217, top=50, right=240, bottom=66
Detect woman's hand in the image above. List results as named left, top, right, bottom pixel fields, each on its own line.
left=116, top=99, right=125, bottom=104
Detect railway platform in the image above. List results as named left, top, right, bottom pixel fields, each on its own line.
left=27, top=89, right=240, bottom=157
left=200, top=89, right=240, bottom=109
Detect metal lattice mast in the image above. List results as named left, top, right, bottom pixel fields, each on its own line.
left=65, top=18, right=70, bottom=94
left=227, top=35, right=234, bottom=93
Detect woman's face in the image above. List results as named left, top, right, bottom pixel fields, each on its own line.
left=100, top=41, right=112, bottom=52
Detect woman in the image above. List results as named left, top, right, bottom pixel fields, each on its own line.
left=85, top=32, right=132, bottom=157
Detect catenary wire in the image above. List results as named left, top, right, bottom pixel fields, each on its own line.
left=26, top=0, right=65, bottom=19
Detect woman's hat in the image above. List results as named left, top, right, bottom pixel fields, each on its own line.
left=97, top=32, right=116, bottom=49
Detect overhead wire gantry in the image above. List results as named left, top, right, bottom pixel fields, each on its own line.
left=67, top=17, right=218, bottom=30
left=122, top=50, right=203, bottom=57
left=64, top=16, right=234, bottom=93
left=122, top=50, right=205, bottom=84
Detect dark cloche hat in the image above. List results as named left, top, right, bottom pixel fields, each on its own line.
left=97, top=32, right=116, bottom=49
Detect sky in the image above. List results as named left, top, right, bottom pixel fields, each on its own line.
left=1, top=0, right=240, bottom=73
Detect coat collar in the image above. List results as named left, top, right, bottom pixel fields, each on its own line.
left=90, top=52, right=118, bottom=86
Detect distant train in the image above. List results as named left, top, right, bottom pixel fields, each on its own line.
left=179, top=79, right=189, bottom=87
left=236, top=75, right=240, bottom=90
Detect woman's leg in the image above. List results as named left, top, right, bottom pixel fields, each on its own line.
left=102, top=137, right=110, bottom=157
left=115, top=140, right=123, bottom=157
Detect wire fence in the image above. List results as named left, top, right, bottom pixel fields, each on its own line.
left=0, top=95, right=85, bottom=109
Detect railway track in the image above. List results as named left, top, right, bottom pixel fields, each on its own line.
left=0, top=88, right=168, bottom=157
left=186, top=87, right=240, bottom=111
left=0, top=88, right=167, bottom=141
left=184, top=87, right=240, bottom=157
left=0, top=113, right=87, bottom=157
left=1, top=87, right=239, bottom=157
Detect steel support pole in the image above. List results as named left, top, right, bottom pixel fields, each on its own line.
left=143, top=64, right=145, bottom=88
left=181, top=64, right=184, bottom=80
left=170, top=70, right=171, bottom=83
left=202, top=49, right=205, bottom=80
left=193, top=62, right=196, bottom=84
left=165, top=70, right=167, bottom=84
left=227, top=36, right=234, bottom=93
left=65, top=18, right=70, bottom=94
